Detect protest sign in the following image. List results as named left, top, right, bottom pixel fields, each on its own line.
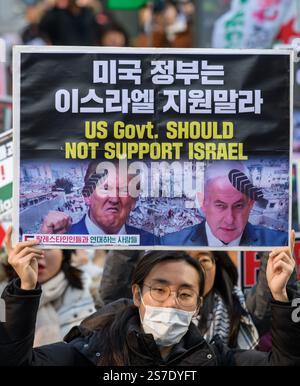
left=240, top=251, right=261, bottom=294
left=293, top=240, right=300, bottom=279
left=13, top=47, right=291, bottom=249
left=0, top=129, right=12, bottom=246
left=0, top=96, right=12, bottom=133
left=213, top=0, right=293, bottom=49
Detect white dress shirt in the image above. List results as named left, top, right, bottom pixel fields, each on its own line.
left=205, top=222, right=242, bottom=247
left=85, top=213, right=126, bottom=235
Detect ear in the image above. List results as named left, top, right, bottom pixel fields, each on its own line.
left=84, top=195, right=91, bottom=206
left=201, top=197, right=207, bottom=215
left=249, top=199, right=255, bottom=211
left=132, top=284, right=141, bottom=307
left=197, top=191, right=204, bottom=210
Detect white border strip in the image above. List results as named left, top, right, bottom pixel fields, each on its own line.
left=12, top=46, right=293, bottom=250
left=13, top=45, right=292, bottom=56
left=12, top=48, right=20, bottom=247
left=290, top=50, right=295, bottom=248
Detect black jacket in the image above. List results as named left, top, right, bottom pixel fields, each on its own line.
left=160, top=221, right=288, bottom=247
left=0, top=279, right=299, bottom=366
left=246, top=251, right=300, bottom=335
left=39, top=6, right=99, bottom=46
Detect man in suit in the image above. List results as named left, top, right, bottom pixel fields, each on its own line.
left=41, top=161, right=155, bottom=246
left=161, top=161, right=288, bottom=247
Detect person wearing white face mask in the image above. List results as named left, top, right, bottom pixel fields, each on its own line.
left=1, top=230, right=300, bottom=366
left=135, top=265, right=203, bottom=359
left=138, top=289, right=198, bottom=348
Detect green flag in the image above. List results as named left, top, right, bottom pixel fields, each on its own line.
left=107, top=0, right=148, bottom=10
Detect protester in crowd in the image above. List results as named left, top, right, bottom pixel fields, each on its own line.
left=0, top=235, right=95, bottom=347
left=71, top=248, right=104, bottom=308
left=135, top=0, right=193, bottom=48
left=161, top=161, right=288, bottom=247
left=38, top=0, right=99, bottom=45
left=98, top=22, right=129, bottom=47
left=0, top=227, right=299, bottom=366
left=98, top=249, right=258, bottom=353
left=21, top=1, right=48, bottom=45
left=246, top=246, right=300, bottom=351
left=40, top=161, right=157, bottom=246
left=188, top=250, right=259, bottom=349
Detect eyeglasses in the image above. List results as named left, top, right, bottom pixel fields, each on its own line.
left=143, top=283, right=199, bottom=309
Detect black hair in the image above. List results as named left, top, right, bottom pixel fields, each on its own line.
left=98, top=22, right=130, bottom=47
left=131, top=250, right=205, bottom=298
left=153, top=0, right=166, bottom=13
left=61, top=250, right=83, bottom=290
left=197, top=251, right=246, bottom=348
left=82, top=250, right=206, bottom=365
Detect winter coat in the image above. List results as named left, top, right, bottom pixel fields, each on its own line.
left=0, top=280, right=299, bottom=366
left=0, top=272, right=95, bottom=347
left=246, top=252, right=300, bottom=336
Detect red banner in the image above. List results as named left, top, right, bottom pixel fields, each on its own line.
left=241, top=242, right=300, bottom=291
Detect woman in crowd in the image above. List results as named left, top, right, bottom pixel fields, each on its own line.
left=98, top=22, right=129, bottom=47
left=0, top=226, right=299, bottom=366
left=188, top=250, right=259, bottom=349
left=0, top=236, right=95, bottom=347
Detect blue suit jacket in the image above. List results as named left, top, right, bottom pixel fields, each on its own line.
left=160, top=221, right=288, bottom=247
left=68, top=215, right=157, bottom=246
